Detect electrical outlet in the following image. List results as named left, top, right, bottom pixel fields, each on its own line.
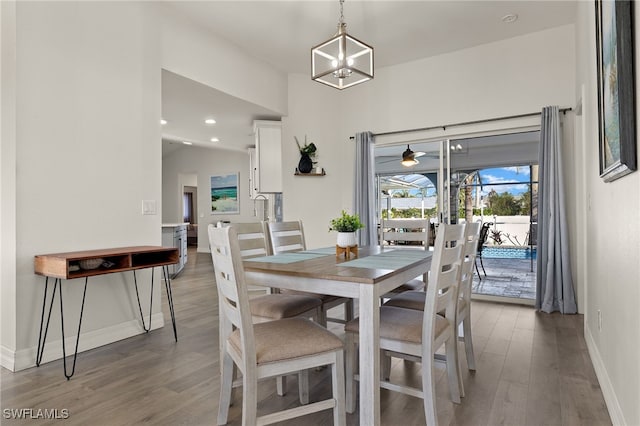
left=597, top=310, right=602, bottom=331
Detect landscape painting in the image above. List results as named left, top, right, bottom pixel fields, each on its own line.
left=595, top=0, right=637, bottom=182
left=210, top=173, right=239, bottom=214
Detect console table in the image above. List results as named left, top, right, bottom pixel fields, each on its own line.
left=34, top=246, right=179, bottom=379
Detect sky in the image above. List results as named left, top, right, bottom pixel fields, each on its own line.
left=387, top=166, right=534, bottom=198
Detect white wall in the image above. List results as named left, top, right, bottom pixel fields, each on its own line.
left=1, top=1, right=164, bottom=371
left=1, top=0, right=18, bottom=367
left=576, top=3, right=640, bottom=425
left=283, top=25, right=576, bottom=251
left=162, top=146, right=261, bottom=252
left=159, top=4, right=287, bottom=117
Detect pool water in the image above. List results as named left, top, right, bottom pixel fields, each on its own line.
left=481, top=246, right=537, bottom=260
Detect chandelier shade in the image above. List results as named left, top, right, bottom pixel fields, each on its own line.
left=311, top=1, right=374, bottom=90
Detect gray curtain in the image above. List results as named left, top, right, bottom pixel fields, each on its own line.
left=536, top=106, right=577, bottom=314
left=354, top=131, right=377, bottom=246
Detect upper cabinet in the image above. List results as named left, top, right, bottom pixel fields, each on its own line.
left=250, top=120, right=282, bottom=197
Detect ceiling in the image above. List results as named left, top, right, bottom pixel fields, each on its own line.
left=161, top=1, right=576, bottom=157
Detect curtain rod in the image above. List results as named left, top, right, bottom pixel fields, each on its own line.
left=349, top=107, right=572, bottom=139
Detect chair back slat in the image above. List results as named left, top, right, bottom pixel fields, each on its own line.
left=233, top=222, right=271, bottom=258
left=423, top=223, right=466, bottom=343
left=208, top=225, right=257, bottom=365
left=268, top=220, right=306, bottom=254
left=380, top=219, right=430, bottom=250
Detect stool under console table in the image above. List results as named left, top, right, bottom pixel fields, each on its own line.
left=34, top=246, right=179, bottom=379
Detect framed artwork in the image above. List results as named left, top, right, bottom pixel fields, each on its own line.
left=595, top=0, right=637, bottom=182
left=210, top=173, right=239, bottom=214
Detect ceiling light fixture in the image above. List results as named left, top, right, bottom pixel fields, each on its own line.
left=210, top=137, right=220, bottom=142
left=182, top=141, right=193, bottom=146
left=205, top=118, right=216, bottom=124
left=401, top=145, right=419, bottom=167
left=160, top=119, right=167, bottom=125
left=311, top=0, right=374, bottom=90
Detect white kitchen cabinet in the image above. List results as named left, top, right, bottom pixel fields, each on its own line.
left=250, top=120, right=282, bottom=196
left=162, top=223, right=187, bottom=277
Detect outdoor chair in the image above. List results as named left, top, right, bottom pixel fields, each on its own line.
left=475, top=222, right=493, bottom=279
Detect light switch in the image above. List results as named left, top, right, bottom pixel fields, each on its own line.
left=142, top=200, right=157, bottom=215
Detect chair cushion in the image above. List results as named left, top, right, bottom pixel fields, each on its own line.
left=280, top=289, right=343, bottom=304
left=249, top=294, right=321, bottom=320
left=386, top=278, right=425, bottom=294
left=384, top=290, right=426, bottom=311
left=229, top=318, right=343, bottom=364
left=345, top=306, right=448, bottom=344
left=386, top=292, right=469, bottom=317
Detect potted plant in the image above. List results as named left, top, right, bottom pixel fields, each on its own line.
left=329, top=210, right=364, bottom=247
left=295, top=135, right=317, bottom=173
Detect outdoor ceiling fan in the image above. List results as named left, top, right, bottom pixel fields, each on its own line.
left=401, top=145, right=426, bottom=167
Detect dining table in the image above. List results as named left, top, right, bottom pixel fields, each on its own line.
left=243, top=245, right=433, bottom=426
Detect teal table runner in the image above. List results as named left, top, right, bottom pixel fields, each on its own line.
left=341, top=249, right=429, bottom=270
left=244, top=252, right=328, bottom=264
left=301, top=247, right=337, bottom=255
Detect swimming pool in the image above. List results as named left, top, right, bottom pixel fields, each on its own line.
left=481, top=246, right=537, bottom=260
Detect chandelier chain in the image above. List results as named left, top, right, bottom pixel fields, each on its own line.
left=339, top=0, right=345, bottom=26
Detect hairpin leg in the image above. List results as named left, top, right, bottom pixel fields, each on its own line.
left=59, top=277, right=89, bottom=380
left=162, top=265, right=178, bottom=342
left=133, top=269, right=154, bottom=332
left=36, top=277, right=59, bottom=367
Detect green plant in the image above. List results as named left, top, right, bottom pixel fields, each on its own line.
left=294, top=135, right=317, bottom=157
left=329, top=210, right=364, bottom=232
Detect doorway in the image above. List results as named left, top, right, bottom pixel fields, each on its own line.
left=374, top=131, right=540, bottom=304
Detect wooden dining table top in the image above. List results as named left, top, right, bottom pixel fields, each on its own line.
left=243, top=246, right=432, bottom=285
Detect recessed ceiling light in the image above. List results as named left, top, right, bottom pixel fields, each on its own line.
left=210, top=137, right=220, bottom=142
left=205, top=118, right=216, bottom=125
left=501, top=13, right=518, bottom=23
left=160, top=119, right=167, bottom=125
left=182, top=141, right=193, bottom=145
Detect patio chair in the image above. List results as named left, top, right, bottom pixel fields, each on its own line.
left=475, top=222, right=493, bottom=279
left=210, top=226, right=346, bottom=426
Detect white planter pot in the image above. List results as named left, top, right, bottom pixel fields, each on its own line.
left=336, top=232, right=357, bottom=248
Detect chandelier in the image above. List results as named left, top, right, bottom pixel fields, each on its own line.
left=311, top=0, right=374, bottom=90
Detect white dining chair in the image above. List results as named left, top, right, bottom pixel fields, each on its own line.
left=344, top=223, right=466, bottom=426
left=379, top=218, right=431, bottom=294
left=267, top=220, right=354, bottom=326
left=384, top=221, right=481, bottom=375
left=215, top=222, right=323, bottom=400
left=210, top=225, right=346, bottom=426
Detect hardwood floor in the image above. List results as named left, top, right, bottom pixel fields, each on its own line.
left=1, top=249, right=611, bottom=425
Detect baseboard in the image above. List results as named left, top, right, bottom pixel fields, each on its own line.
left=1, top=313, right=165, bottom=372
left=585, top=324, right=625, bottom=426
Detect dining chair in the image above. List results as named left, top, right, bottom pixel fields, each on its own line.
left=379, top=218, right=431, bottom=294
left=383, top=221, right=481, bottom=374
left=344, top=223, right=466, bottom=426
left=210, top=226, right=346, bottom=426
left=267, top=220, right=354, bottom=326
left=218, top=222, right=323, bottom=399
left=232, top=222, right=322, bottom=324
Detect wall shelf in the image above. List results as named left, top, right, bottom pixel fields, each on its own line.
left=294, top=168, right=326, bottom=176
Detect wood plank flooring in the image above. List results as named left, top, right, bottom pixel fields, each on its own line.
left=1, top=249, right=611, bottom=425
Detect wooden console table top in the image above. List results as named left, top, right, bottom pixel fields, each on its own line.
left=34, top=246, right=179, bottom=279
